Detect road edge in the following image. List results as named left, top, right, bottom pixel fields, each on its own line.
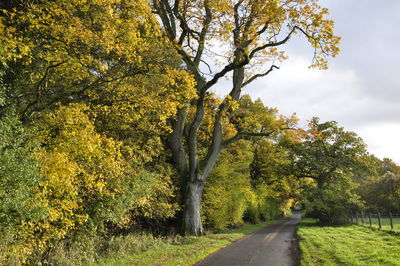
left=292, top=224, right=301, bottom=266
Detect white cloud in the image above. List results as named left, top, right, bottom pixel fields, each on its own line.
left=358, top=123, right=400, bottom=165
left=245, top=56, right=362, bottom=124
left=244, top=55, right=400, bottom=164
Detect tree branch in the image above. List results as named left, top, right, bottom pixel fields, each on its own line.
left=249, top=25, right=301, bottom=59
left=164, top=0, right=176, bottom=36
left=187, top=90, right=206, bottom=181
left=202, top=51, right=249, bottom=93
left=154, top=0, right=176, bottom=39
left=241, top=65, right=279, bottom=88
left=257, top=22, right=270, bottom=35
left=21, top=60, right=68, bottom=117
left=294, top=173, right=319, bottom=180
left=193, top=1, right=212, bottom=67
left=168, top=108, right=188, bottom=177
left=233, top=0, right=245, bottom=45
left=223, top=130, right=275, bottom=147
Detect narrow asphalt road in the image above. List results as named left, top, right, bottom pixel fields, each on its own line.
left=196, top=212, right=301, bottom=266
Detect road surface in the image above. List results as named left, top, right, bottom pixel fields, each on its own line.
left=196, top=213, right=301, bottom=266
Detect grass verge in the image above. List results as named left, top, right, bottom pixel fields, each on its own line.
left=298, top=218, right=400, bottom=265
left=94, top=220, right=279, bottom=266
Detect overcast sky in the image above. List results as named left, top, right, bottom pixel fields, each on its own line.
left=234, top=0, right=400, bottom=164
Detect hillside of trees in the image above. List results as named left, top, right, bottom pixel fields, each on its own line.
left=1, top=0, right=399, bottom=264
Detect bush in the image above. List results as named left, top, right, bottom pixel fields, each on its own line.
left=243, top=205, right=261, bottom=224
left=202, top=140, right=255, bottom=230
left=0, top=113, right=45, bottom=264
left=14, top=103, right=159, bottom=262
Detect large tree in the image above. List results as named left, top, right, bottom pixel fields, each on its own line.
left=286, top=118, right=367, bottom=185
left=285, top=118, right=367, bottom=224
left=152, top=0, right=340, bottom=234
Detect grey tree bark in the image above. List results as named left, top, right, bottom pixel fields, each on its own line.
left=182, top=180, right=205, bottom=235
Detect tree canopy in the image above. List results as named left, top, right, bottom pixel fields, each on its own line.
left=1, top=0, right=398, bottom=264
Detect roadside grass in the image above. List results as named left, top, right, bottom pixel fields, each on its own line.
left=94, top=220, right=279, bottom=266
left=298, top=218, right=400, bottom=265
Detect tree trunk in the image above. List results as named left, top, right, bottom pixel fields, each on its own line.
left=182, top=179, right=205, bottom=235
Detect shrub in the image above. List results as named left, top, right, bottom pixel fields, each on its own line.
left=18, top=103, right=158, bottom=261
left=202, top=140, right=255, bottom=230
left=0, top=113, right=45, bottom=264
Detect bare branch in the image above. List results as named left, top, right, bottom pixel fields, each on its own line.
left=193, top=1, right=212, bottom=66
left=202, top=51, right=249, bottom=92
left=164, top=0, right=176, bottom=36
left=197, top=60, right=212, bottom=76
left=241, top=65, right=279, bottom=88
left=154, top=0, right=176, bottom=39
left=173, top=1, right=201, bottom=45
left=249, top=25, right=301, bottom=59
left=233, top=0, right=245, bottom=45
left=223, top=126, right=293, bottom=147
left=257, top=21, right=270, bottom=35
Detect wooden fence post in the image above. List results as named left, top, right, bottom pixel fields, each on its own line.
left=369, top=213, right=372, bottom=227
left=390, top=212, right=394, bottom=231
left=361, top=211, right=364, bottom=225
left=356, top=213, right=358, bottom=224
left=378, top=212, right=382, bottom=230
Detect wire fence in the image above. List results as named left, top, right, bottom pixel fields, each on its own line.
left=350, top=212, right=400, bottom=232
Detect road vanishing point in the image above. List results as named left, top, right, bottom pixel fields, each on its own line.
left=196, top=212, right=301, bottom=266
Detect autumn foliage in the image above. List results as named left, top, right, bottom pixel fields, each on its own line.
left=0, top=0, right=397, bottom=264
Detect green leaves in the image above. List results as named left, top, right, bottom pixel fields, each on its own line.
left=202, top=140, right=255, bottom=230
left=0, top=113, right=45, bottom=263
left=284, top=118, right=367, bottom=225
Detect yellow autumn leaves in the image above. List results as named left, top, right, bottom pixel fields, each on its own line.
left=0, top=0, right=343, bottom=262
left=9, top=104, right=125, bottom=261
left=0, top=0, right=196, bottom=263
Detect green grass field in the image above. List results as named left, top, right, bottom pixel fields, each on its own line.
left=298, top=218, right=400, bottom=265
left=93, top=220, right=278, bottom=266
